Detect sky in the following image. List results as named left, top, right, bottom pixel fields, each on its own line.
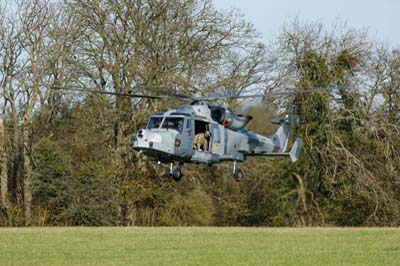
left=213, top=0, right=400, bottom=47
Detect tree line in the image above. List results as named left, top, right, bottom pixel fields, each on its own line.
left=0, top=0, right=399, bottom=226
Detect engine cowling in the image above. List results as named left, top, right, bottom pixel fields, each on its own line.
left=209, top=105, right=253, bottom=131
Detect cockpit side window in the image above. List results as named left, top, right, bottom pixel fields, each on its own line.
left=161, top=117, right=184, bottom=133
left=147, top=116, right=163, bottom=129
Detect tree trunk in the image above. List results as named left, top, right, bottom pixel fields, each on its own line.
left=0, top=115, right=8, bottom=209
left=23, top=118, right=33, bottom=226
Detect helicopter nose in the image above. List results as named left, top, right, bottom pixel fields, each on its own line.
left=134, top=129, right=164, bottom=149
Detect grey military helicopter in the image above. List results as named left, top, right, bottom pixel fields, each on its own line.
left=134, top=101, right=302, bottom=182
left=54, top=86, right=334, bottom=182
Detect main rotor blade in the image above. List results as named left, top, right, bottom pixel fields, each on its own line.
left=51, top=86, right=191, bottom=100
left=198, top=86, right=342, bottom=101
left=51, top=85, right=344, bottom=102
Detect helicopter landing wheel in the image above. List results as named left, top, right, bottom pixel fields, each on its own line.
left=232, top=160, right=244, bottom=181
left=233, top=168, right=244, bottom=182
left=172, top=163, right=184, bottom=182
left=172, top=169, right=182, bottom=182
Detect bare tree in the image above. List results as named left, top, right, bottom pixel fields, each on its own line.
left=66, top=0, right=267, bottom=165
left=17, top=0, right=53, bottom=225
left=0, top=1, right=8, bottom=211
left=61, top=0, right=268, bottom=224
left=0, top=1, right=25, bottom=217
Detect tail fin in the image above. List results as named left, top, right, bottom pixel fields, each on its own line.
left=271, top=115, right=290, bottom=152
left=271, top=114, right=300, bottom=152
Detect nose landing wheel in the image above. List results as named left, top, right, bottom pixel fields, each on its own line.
left=166, top=162, right=184, bottom=182
left=172, top=168, right=183, bottom=182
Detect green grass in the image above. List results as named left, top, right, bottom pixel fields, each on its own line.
left=0, top=227, right=399, bottom=266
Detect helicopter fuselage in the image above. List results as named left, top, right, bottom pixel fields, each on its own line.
left=133, top=104, right=301, bottom=166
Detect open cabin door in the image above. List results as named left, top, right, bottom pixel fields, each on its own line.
left=210, top=123, right=221, bottom=153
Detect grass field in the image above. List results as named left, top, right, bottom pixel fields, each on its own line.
left=0, top=227, right=399, bottom=266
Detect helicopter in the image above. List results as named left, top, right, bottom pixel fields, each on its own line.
left=53, top=86, right=336, bottom=182
left=134, top=101, right=302, bottom=182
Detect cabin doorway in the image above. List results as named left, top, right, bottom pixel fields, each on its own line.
left=194, top=120, right=210, bottom=152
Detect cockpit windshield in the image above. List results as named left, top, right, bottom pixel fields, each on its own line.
left=147, top=116, right=163, bottom=130
left=161, top=117, right=184, bottom=133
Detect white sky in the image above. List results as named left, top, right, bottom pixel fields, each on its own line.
left=213, top=0, right=400, bottom=47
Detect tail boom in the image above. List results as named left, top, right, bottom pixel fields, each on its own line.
left=238, top=115, right=302, bottom=162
